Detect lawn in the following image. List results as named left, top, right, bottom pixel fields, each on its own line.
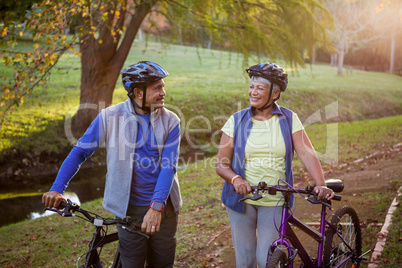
left=1, top=39, right=401, bottom=164
left=0, top=38, right=401, bottom=267
left=0, top=115, right=401, bottom=267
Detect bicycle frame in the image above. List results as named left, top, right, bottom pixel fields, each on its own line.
left=44, top=200, right=131, bottom=268
left=268, top=194, right=352, bottom=268
left=84, top=225, right=120, bottom=268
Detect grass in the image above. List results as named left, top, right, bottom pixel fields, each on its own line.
left=380, top=203, right=402, bottom=267
left=0, top=158, right=228, bottom=267
left=0, top=38, right=401, bottom=266
left=291, top=115, right=402, bottom=180
left=1, top=116, right=401, bottom=267
left=1, top=39, right=402, bottom=167
left=305, top=115, right=402, bottom=163
left=359, top=190, right=399, bottom=261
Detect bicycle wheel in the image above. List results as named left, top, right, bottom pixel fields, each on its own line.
left=266, top=249, right=287, bottom=268
left=112, top=244, right=123, bottom=268
left=323, top=206, right=362, bottom=268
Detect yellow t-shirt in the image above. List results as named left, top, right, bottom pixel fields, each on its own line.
left=221, top=112, right=304, bottom=206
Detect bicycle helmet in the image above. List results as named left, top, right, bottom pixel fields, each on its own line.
left=246, top=63, right=288, bottom=110
left=246, top=63, right=288, bottom=92
left=121, top=61, right=169, bottom=111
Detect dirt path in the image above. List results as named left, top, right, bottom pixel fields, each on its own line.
left=199, top=150, right=402, bottom=268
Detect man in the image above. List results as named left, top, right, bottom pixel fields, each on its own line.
left=42, top=61, right=182, bottom=267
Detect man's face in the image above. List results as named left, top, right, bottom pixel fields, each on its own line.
left=144, top=79, right=166, bottom=110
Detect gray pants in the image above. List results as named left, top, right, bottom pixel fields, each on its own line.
left=226, top=204, right=282, bottom=268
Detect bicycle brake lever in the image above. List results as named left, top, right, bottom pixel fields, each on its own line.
left=238, top=196, right=251, bottom=203
left=306, top=195, right=331, bottom=208
left=121, top=225, right=150, bottom=239
left=44, top=199, right=76, bottom=217
left=44, top=207, right=65, bottom=216
left=238, top=193, right=263, bottom=203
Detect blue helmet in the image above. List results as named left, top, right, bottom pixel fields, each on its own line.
left=121, top=61, right=168, bottom=111
left=121, top=61, right=169, bottom=93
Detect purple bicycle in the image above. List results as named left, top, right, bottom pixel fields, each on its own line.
left=240, top=179, right=372, bottom=268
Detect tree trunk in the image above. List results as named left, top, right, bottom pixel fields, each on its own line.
left=390, top=35, right=395, bottom=75
left=72, top=0, right=156, bottom=133
left=312, top=44, right=316, bottom=65
left=330, top=54, right=338, bottom=67
left=72, top=45, right=121, bottom=133
left=337, top=51, right=344, bottom=75
left=337, top=34, right=346, bottom=75
left=138, top=29, right=144, bottom=42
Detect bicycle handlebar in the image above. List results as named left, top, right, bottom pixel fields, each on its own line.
left=238, top=182, right=342, bottom=207
left=45, top=199, right=133, bottom=226
left=45, top=199, right=150, bottom=238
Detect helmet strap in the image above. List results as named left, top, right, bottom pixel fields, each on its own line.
left=128, top=87, right=151, bottom=112
left=258, top=83, right=277, bottom=111
left=141, top=87, right=150, bottom=112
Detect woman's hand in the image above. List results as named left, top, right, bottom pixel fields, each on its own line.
left=233, top=178, right=252, bottom=195
left=314, top=186, right=334, bottom=201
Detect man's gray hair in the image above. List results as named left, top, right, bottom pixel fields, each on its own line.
left=251, top=76, right=280, bottom=93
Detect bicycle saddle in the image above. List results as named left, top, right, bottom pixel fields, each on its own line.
left=325, top=179, right=344, bottom=193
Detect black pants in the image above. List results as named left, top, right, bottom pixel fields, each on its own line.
left=117, top=200, right=178, bottom=268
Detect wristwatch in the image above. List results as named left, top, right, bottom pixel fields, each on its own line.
left=150, top=202, right=163, bottom=212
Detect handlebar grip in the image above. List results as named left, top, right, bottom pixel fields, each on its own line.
left=59, top=201, right=68, bottom=208
left=332, top=195, right=341, bottom=201
left=44, top=201, right=68, bottom=212
left=44, top=199, right=77, bottom=217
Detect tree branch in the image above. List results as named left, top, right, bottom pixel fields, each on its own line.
left=113, top=0, right=157, bottom=68
left=1, top=44, right=71, bottom=124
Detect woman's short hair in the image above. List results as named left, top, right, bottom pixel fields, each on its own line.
left=251, top=76, right=280, bottom=93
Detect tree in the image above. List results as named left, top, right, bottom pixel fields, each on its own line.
left=374, top=0, right=402, bottom=74
left=1, top=1, right=79, bottom=118
left=0, top=0, right=39, bottom=24
left=1, top=0, right=333, bottom=132
left=324, top=0, right=386, bottom=75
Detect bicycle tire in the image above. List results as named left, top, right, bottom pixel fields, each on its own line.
left=323, top=205, right=362, bottom=268
left=266, top=249, right=287, bottom=268
left=112, top=244, right=123, bottom=268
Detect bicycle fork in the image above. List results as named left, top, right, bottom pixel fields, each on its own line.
left=267, top=205, right=302, bottom=268
left=267, top=204, right=329, bottom=268
left=82, top=226, right=119, bottom=268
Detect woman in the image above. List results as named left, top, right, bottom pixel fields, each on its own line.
left=216, top=63, right=334, bottom=268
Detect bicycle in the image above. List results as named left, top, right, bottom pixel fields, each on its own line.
left=45, top=199, right=149, bottom=268
left=239, top=179, right=372, bottom=268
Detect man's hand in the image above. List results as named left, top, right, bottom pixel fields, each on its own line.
left=42, top=191, right=67, bottom=208
left=141, top=208, right=162, bottom=235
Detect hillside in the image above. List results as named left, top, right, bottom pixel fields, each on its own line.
left=0, top=41, right=401, bottom=181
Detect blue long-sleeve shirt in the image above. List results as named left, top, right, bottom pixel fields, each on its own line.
left=130, top=112, right=180, bottom=206
left=50, top=111, right=180, bottom=206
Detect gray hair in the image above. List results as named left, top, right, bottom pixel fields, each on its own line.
left=251, top=76, right=280, bottom=93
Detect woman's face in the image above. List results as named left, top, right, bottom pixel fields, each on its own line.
left=248, top=80, right=272, bottom=109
